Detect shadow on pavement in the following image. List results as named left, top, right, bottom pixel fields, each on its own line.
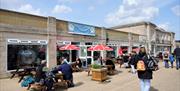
left=114, top=70, right=123, bottom=75
left=75, top=82, right=84, bottom=87
left=55, top=82, right=84, bottom=91
left=150, top=86, right=159, bottom=91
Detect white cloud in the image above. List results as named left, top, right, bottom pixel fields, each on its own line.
left=158, top=22, right=170, bottom=31
left=0, top=0, right=24, bottom=9
left=88, top=6, right=95, bottom=11
left=17, top=4, right=42, bottom=15
left=52, top=5, right=72, bottom=14
left=0, top=0, right=45, bottom=15
left=172, top=5, right=180, bottom=16
left=105, top=0, right=159, bottom=26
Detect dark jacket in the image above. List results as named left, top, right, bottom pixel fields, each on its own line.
left=135, top=53, right=153, bottom=79
left=174, top=48, right=180, bottom=56
left=106, top=59, right=115, bottom=70
left=58, top=63, right=73, bottom=80
left=129, top=54, right=137, bottom=65
left=35, top=65, right=46, bottom=82
left=123, top=55, right=129, bottom=63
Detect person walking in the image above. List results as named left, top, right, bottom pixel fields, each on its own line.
left=163, top=48, right=170, bottom=68
left=129, top=51, right=137, bottom=74
left=134, top=46, right=154, bottom=91
left=169, top=53, right=175, bottom=68
left=174, top=46, right=180, bottom=70
left=123, top=53, right=129, bottom=68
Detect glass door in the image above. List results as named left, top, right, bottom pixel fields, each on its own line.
left=79, top=44, right=87, bottom=68
left=79, top=42, right=93, bottom=68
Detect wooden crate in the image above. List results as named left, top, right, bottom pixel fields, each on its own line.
left=91, top=68, right=107, bottom=82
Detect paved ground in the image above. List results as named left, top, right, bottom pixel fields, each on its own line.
left=0, top=62, right=180, bottom=91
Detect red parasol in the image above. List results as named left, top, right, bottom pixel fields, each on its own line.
left=59, top=44, right=80, bottom=50
left=87, top=44, right=113, bottom=51
left=118, top=48, right=123, bottom=55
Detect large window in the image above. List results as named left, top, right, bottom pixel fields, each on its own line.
left=7, top=45, right=46, bottom=70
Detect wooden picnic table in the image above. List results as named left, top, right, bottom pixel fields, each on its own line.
left=29, top=72, right=65, bottom=90
left=10, top=66, right=36, bottom=83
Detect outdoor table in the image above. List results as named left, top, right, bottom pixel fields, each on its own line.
left=87, top=65, right=92, bottom=76
left=10, top=66, right=36, bottom=83
left=29, top=72, right=64, bottom=90
left=102, top=65, right=114, bottom=75
left=55, top=72, right=64, bottom=82
left=53, top=72, right=70, bottom=89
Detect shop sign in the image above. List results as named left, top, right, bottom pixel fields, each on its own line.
left=57, top=41, right=71, bottom=45
left=68, top=22, right=95, bottom=36
left=7, top=39, right=48, bottom=45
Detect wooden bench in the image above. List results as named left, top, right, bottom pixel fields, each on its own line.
left=28, top=83, right=46, bottom=91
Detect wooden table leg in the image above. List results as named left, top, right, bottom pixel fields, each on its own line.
left=10, top=68, right=19, bottom=79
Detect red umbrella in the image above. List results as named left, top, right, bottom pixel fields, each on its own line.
left=59, top=44, right=80, bottom=50
left=59, top=44, right=80, bottom=62
left=87, top=44, right=113, bottom=51
left=118, top=48, right=123, bottom=55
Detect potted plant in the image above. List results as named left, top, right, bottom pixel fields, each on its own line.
left=91, top=64, right=107, bottom=82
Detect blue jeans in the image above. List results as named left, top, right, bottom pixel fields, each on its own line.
left=164, top=60, right=169, bottom=68
left=140, top=79, right=151, bottom=91
left=176, top=56, right=180, bottom=69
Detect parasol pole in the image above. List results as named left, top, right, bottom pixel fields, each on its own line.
left=70, top=50, right=72, bottom=63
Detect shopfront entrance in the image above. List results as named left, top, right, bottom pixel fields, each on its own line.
left=79, top=42, right=94, bottom=68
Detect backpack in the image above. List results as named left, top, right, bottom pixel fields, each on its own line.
left=164, top=53, right=169, bottom=58
left=147, top=55, right=159, bottom=71
left=21, top=76, right=35, bottom=87
left=137, top=60, right=146, bottom=71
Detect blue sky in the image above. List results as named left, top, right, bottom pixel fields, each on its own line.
left=0, top=0, right=180, bottom=40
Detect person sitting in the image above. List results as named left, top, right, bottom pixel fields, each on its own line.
left=105, top=57, right=115, bottom=74
left=35, top=60, right=54, bottom=91
left=97, top=56, right=103, bottom=65
left=58, top=60, right=74, bottom=87
left=61, top=57, right=69, bottom=64
left=75, top=58, right=82, bottom=71
left=35, top=60, right=46, bottom=82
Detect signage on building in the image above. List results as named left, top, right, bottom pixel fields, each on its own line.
left=7, top=39, right=48, bottom=45
left=68, top=22, right=95, bottom=36
left=57, top=41, right=71, bottom=45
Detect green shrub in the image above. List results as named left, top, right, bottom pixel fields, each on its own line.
left=92, top=64, right=102, bottom=69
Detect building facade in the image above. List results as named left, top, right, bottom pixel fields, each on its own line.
left=112, top=22, right=176, bottom=56
left=175, top=40, right=180, bottom=48
left=0, top=9, right=143, bottom=78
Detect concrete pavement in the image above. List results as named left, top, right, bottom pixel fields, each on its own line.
left=0, top=62, right=179, bottom=91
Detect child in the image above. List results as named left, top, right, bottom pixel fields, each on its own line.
left=169, top=53, right=175, bottom=68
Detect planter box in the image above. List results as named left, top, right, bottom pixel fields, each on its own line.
left=91, top=68, right=107, bottom=82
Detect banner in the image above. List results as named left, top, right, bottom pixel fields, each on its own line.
left=68, top=22, right=95, bottom=36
